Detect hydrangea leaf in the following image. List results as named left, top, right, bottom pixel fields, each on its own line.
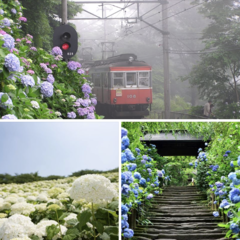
left=104, top=226, right=118, bottom=235
left=100, top=232, right=110, bottom=240
left=62, top=234, right=77, bottom=240
left=92, top=220, right=104, bottom=234
left=77, top=210, right=91, bottom=229
left=66, top=218, right=79, bottom=226
left=46, top=224, right=60, bottom=240
left=59, top=212, right=70, bottom=220
left=109, top=233, right=118, bottom=240
left=66, top=228, right=80, bottom=236
left=107, top=201, right=118, bottom=211
left=0, top=49, right=6, bottom=58
left=1, top=93, right=8, bottom=103
left=30, top=235, right=41, bottom=240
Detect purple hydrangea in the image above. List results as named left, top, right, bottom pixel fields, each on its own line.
left=67, top=112, right=76, bottom=119
left=0, top=9, right=4, bottom=15
left=4, top=54, right=21, bottom=72
left=30, top=47, right=37, bottom=51
left=67, top=61, right=78, bottom=71
left=2, top=34, right=15, bottom=50
left=87, top=112, right=95, bottom=119
left=91, top=98, right=97, bottom=106
left=45, top=68, right=52, bottom=74
left=41, top=82, right=53, bottom=97
left=77, top=69, right=85, bottom=74
left=51, top=46, right=62, bottom=56
left=20, top=75, right=35, bottom=87
left=2, top=18, right=11, bottom=27
left=2, top=114, right=17, bottom=119
left=87, top=106, right=95, bottom=113
left=11, top=9, right=17, bottom=14
left=147, top=194, right=153, bottom=200
left=82, top=84, right=91, bottom=94
left=77, top=107, right=88, bottom=116
left=75, top=62, right=81, bottom=68
left=47, top=74, right=55, bottom=84
left=81, top=99, right=90, bottom=107
left=0, top=92, right=13, bottom=109
left=19, top=17, right=27, bottom=22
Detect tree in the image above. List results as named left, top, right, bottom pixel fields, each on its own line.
left=19, top=0, right=82, bottom=50
left=186, top=0, right=240, bottom=116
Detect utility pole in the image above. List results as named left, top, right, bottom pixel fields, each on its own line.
left=62, top=0, right=68, bottom=24
left=102, top=4, right=107, bottom=59
left=162, top=2, right=170, bottom=119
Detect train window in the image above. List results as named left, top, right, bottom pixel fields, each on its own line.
left=94, top=73, right=101, bottom=87
left=126, top=73, right=137, bottom=87
left=139, top=72, right=149, bottom=87
left=113, top=72, right=124, bottom=88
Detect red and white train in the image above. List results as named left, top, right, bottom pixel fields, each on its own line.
left=87, top=54, right=152, bottom=118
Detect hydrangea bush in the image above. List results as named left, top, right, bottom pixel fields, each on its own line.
left=0, top=0, right=99, bottom=119
left=0, top=173, right=118, bottom=240
left=121, top=127, right=169, bottom=239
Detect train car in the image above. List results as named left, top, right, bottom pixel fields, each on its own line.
left=88, top=53, right=152, bottom=118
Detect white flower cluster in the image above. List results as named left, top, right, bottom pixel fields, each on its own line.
left=68, top=174, right=118, bottom=203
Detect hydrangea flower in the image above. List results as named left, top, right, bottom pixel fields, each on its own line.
left=67, top=61, right=78, bottom=71
left=51, top=46, right=62, bottom=56
left=2, top=18, right=11, bottom=27
left=123, top=228, right=134, bottom=238
left=230, top=223, right=240, bottom=234
left=121, top=204, right=129, bottom=215
left=122, top=136, right=130, bottom=150
left=215, top=182, right=223, bottom=188
left=5, top=53, right=20, bottom=72
left=19, top=17, right=27, bottom=22
left=147, top=194, right=153, bottom=200
left=91, top=98, right=97, bottom=106
left=67, top=112, right=76, bottom=119
left=2, top=34, right=15, bottom=50
left=82, top=84, right=91, bottom=94
left=122, top=171, right=134, bottom=184
left=68, top=174, right=117, bottom=203
left=77, top=107, right=88, bottom=116
left=87, top=112, right=95, bottom=119
left=124, top=148, right=135, bottom=161
left=21, top=75, right=35, bottom=87
left=77, top=69, right=85, bottom=74
left=0, top=9, right=4, bottom=15
left=121, top=128, right=128, bottom=138
left=11, top=9, right=17, bottom=14
left=213, top=211, right=219, bottom=217
left=31, top=101, right=40, bottom=109
left=139, top=178, right=146, bottom=186
left=46, top=74, right=55, bottom=84
left=134, top=172, right=141, bottom=180
left=127, top=163, right=137, bottom=172
left=2, top=114, right=17, bottom=120
left=122, top=184, right=130, bottom=195
left=219, top=199, right=230, bottom=208
left=229, top=188, right=240, bottom=203
left=41, top=82, right=53, bottom=97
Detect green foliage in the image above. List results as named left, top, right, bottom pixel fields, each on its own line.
left=70, top=168, right=119, bottom=178
left=19, top=0, right=82, bottom=50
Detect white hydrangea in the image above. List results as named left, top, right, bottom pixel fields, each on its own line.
left=57, top=192, right=70, bottom=200
left=10, top=202, right=35, bottom=216
left=26, top=196, right=36, bottom=201
left=0, top=218, right=7, bottom=228
left=0, top=202, right=11, bottom=211
left=10, top=237, right=31, bottom=240
left=30, top=101, right=40, bottom=109
left=35, top=220, right=67, bottom=240
left=36, top=193, right=48, bottom=202
left=68, top=175, right=118, bottom=203
left=0, top=214, right=36, bottom=240
left=4, top=196, right=18, bottom=204
left=55, top=111, right=61, bottom=117
left=64, top=213, right=77, bottom=222
left=34, top=203, right=47, bottom=212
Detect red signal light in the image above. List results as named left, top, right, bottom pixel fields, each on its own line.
left=62, top=43, right=70, bottom=50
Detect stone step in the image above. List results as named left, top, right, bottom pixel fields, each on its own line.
left=136, top=223, right=220, bottom=229
left=150, top=208, right=212, bottom=213
left=149, top=212, right=214, bottom=217
left=154, top=201, right=207, bottom=205
left=149, top=217, right=222, bottom=223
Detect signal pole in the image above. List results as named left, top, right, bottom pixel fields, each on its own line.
left=162, top=2, right=170, bottom=119
left=62, top=0, right=68, bottom=24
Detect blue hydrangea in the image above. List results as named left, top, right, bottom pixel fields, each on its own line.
left=121, top=214, right=129, bottom=229
left=215, top=182, right=223, bottom=188
left=47, top=74, right=55, bottom=84
left=2, top=114, right=17, bottom=119
left=154, top=191, right=159, bottom=194
left=226, top=150, right=231, bottom=154
left=189, top=162, right=193, bottom=166
left=122, top=171, right=134, bottom=184
left=143, top=155, right=148, bottom=160
left=2, top=34, right=15, bottom=50
left=67, top=112, right=76, bottom=119
left=146, top=178, right=150, bottom=182
left=227, top=211, right=234, bottom=218
left=229, top=172, right=237, bottom=181
left=121, top=204, right=129, bottom=215
left=135, top=148, right=140, bottom=154
left=238, top=156, right=240, bottom=166
left=121, top=152, right=127, bottom=164
left=122, top=136, right=130, bottom=150
left=230, top=161, right=234, bottom=167
left=213, top=211, right=219, bottom=217
left=134, top=172, right=141, bottom=180
left=212, top=165, right=219, bottom=172
left=123, top=228, right=134, bottom=238
left=121, top=127, right=128, bottom=138
left=223, top=154, right=228, bottom=157
left=132, top=189, right=138, bottom=197
left=122, top=184, right=130, bottom=195
left=20, top=75, right=35, bottom=87
left=229, top=188, right=240, bottom=203
left=230, top=223, right=240, bottom=234
left=154, top=181, right=159, bottom=186
left=2, top=18, right=11, bottom=27
left=11, top=9, right=17, bottom=14
left=139, top=178, right=146, bottom=186
left=157, top=170, right=163, bottom=177
left=4, top=53, right=21, bottom=72
left=213, top=201, right=217, bottom=204
left=41, top=82, right=53, bottom=97
left=219, top=199, right=229, bottom=208
left=0, top=92, right=13, bottom=109
left=162, top=169, right=165, bottom=175
left=127, top=163, right=137, bottom=171
left=125, top=148, right=135, bottom=161
left=121, top=173, right=126, bottom=185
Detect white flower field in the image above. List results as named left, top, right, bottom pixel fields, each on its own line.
left=0, top=173, right=119, bottom=240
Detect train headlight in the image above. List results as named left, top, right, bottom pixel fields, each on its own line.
left=129, top=56, right=134, bottom=62
left=113, top=98, right=117, bottom=103
left=146, top=97, right=150, bottom=102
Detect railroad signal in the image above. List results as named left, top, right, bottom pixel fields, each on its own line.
left=53, top=24, right=78, bottom=60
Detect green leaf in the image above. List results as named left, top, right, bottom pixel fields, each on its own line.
left=109, top=233, right=118, bottom=240
left=62, top=234, right=76, bottom=240
left=104, top=226, right=118, bottom=235
left=1, top=93, right=8, bottom=103
left=30, top=235, right=40, bottom=240
left=0, top=49, right=6, bottom=58
left=46, top=224, right=60, bottom=240
left=66, top=219, right=78, bottom=226
left=100, top=232, right=110, bottom=240
left=66, top=228, right=80, bottom=236
left=77, top=210, right=91, bottom=229
left=218, top=223, right=229, bottom=228
left=225, top=230, right=232, bottom=238
left=108, top=201, right=118, bottom=211
left=59, top=212, right=70, bottom=220
left=92, top=220, right=104, bottom=234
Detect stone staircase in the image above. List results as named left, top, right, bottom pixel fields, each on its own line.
left=133, top=186, right=226, bottom=240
